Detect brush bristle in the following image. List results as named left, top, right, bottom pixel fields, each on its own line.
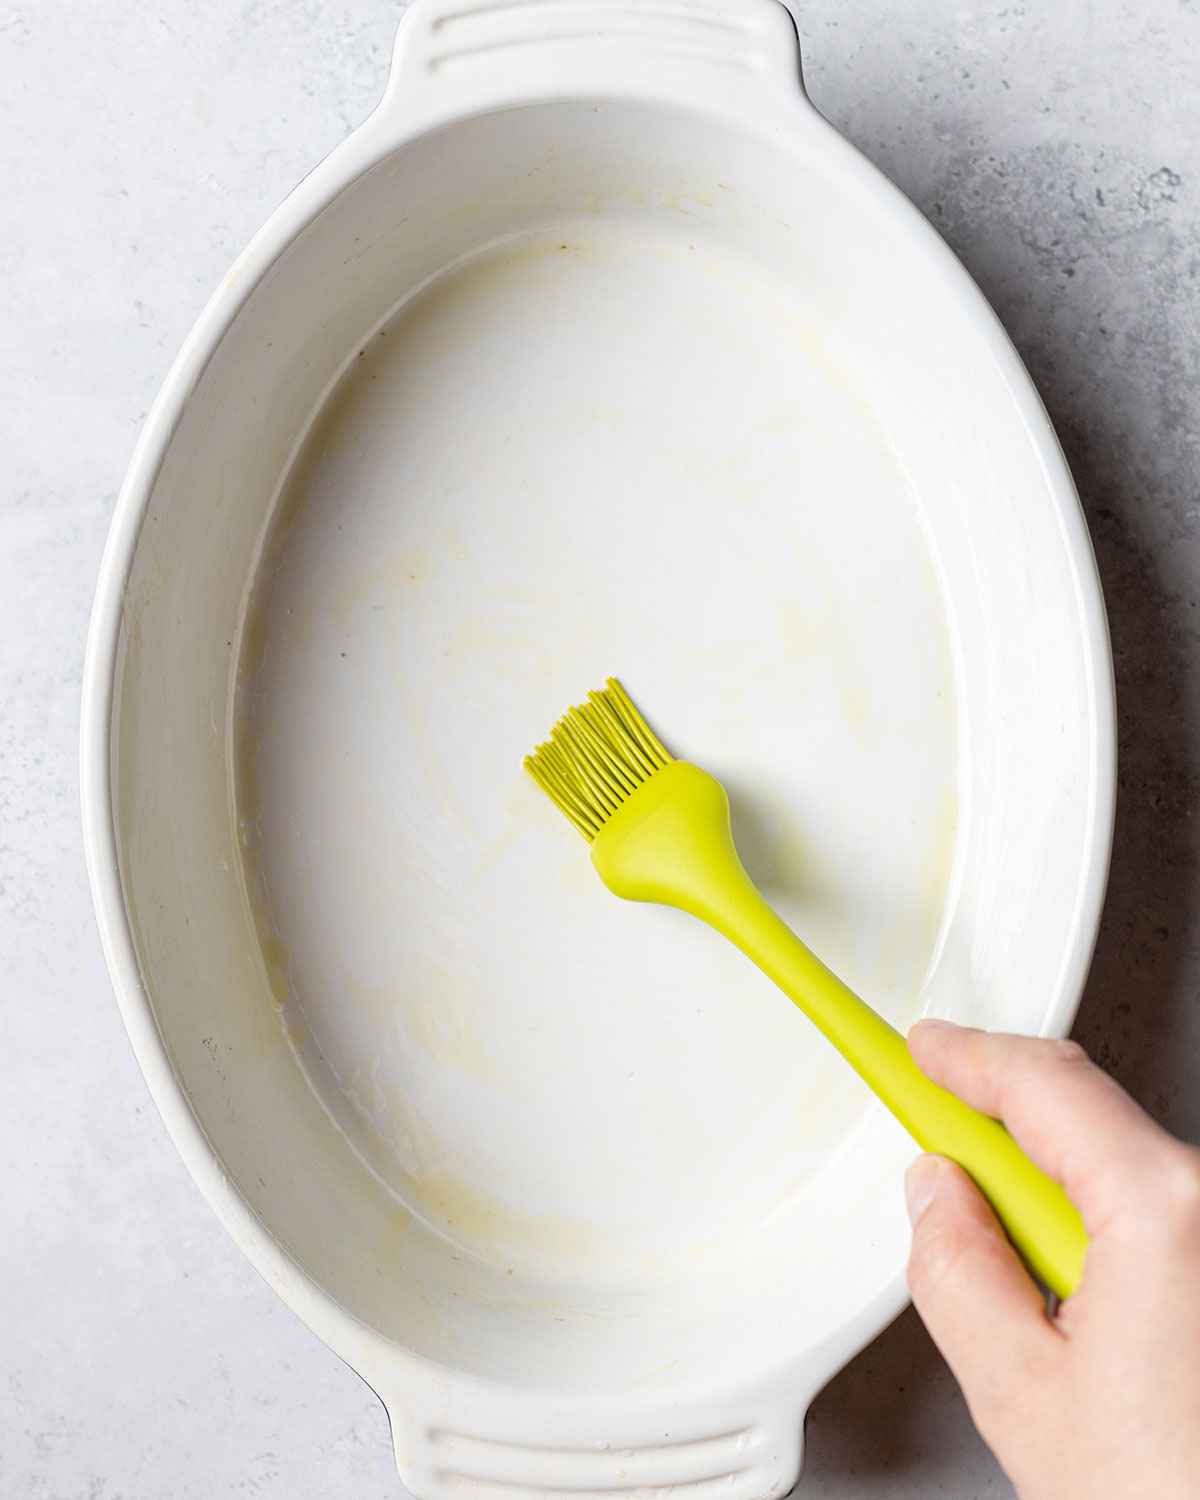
left=524, top=677, right=674, bottom=840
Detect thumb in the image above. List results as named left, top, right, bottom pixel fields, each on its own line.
left=906, top=1155, right=1061, bottom=1430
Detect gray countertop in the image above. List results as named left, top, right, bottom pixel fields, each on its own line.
left=3, top=2, right=1197, bottom=1496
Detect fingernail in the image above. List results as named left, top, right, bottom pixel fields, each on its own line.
left=910, top=1017, right=956, bottom=1037
left=905, top=1156, right=946, bottom=1226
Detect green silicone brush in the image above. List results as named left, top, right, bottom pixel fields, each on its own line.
left=524, top=676, right=1087, bottom=1298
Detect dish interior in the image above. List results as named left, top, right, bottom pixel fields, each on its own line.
left=238, top=217, right=956, bottom=1275
left=111, top=100, right=1101, bottom=1391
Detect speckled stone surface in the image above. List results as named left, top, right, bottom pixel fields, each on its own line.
left=2, top=3, right=1196, bottom=1496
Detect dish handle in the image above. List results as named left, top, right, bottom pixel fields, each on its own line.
left=385, top=1388, right=811, bottom=1498
left=374, top=0, right=810, bottom=131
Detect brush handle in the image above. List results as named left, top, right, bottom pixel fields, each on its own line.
left=590, top=760, right=1088, bottom=1297
left=706, top=869, right=1087, bottom=1298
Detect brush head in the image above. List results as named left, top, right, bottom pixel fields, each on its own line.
left=523, top=677, right=674, bottom=841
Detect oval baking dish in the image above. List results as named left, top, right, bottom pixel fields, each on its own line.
left=82, top=2, right=1115, bottom=1494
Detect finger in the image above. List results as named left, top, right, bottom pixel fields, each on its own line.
left=908, top=1021, right=1175, bottom=1233
left=905, top=1154, right=1060, bottom=1431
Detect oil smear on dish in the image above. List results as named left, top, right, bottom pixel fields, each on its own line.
left=233, top=218, right=960, bottom=1285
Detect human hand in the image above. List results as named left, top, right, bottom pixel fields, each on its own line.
left=904, top=1020, right=1200, bottom=1500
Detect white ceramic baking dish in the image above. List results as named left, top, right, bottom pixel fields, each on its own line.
left=82, top=1, right=1115, bottom=1494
